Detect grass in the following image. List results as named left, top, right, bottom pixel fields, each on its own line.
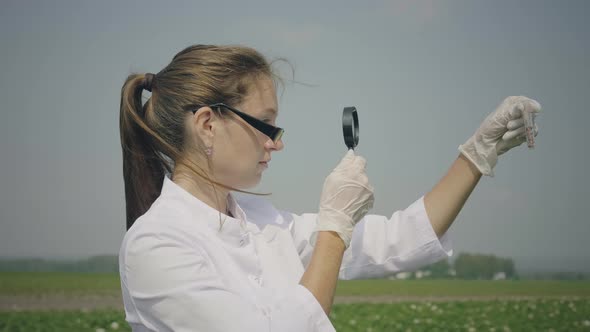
left=0, top=272, right=121, bottom=296
left=2, top=271, right=589, bottom=297
left=2, top=272, right=590, bottom=331
left=335, top=279, right=590, bottom=297
left=2, top=300, right=590, bottom=332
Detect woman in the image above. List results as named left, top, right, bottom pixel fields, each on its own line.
left=118, top=44, right=540, bottom=332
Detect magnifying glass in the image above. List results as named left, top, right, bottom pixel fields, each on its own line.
left=342, top=106, right=359, bottom=150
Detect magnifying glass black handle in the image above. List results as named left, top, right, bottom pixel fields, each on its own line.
left=342, top=107, right=359, bottom=150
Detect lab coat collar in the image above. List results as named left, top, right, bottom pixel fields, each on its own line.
left=160, top=175, right=255, bottom=242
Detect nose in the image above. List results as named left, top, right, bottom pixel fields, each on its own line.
left=264, top=137, right=284, bottom=151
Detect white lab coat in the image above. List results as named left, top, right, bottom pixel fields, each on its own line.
left=119, top=176, right=452, bottom=332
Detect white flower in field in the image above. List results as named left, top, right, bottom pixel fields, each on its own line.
left=373, top=314, right=381, bottom=320
left=410, top=304, right=417, bottom=310
left=110, top=321, right=119, bottom=330
left=96, top=328, right=106, bottom=332
left=583, top=320, right=590, bottom=327
left=489, top=328, right=496, bottom=332
left=413, top=318, right=420, bottom=324
left=502, top=325, right=511, bottom=332
left=366, top=328, right=373, bottom=332
left=468, top=327, right=476, bottom=332
left=528, top=314, right=533, bottom=319
left=349, top=319, right=357, bottom=325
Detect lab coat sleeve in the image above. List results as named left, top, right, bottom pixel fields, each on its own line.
left=285, top=195, right=453, bottom=280
left=121, top=227, right=335, bottom=332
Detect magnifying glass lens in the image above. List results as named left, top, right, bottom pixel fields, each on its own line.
left=342, top=107, right=359, bottom=150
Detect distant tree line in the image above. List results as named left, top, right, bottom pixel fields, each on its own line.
left=0, top=253, right=515, bottom=279
left=395, top=252, right=518, bottom=280
left=0, top=253, right=586, bottom=280
left=454, top=252, right=516, bottom=279
left=0, top=255, right=118, bottom=273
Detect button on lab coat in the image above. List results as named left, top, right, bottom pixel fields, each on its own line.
left=119, top=176, right=452, bottom=332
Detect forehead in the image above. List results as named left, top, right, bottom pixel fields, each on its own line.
left=239, top=76, right=278, bottom=116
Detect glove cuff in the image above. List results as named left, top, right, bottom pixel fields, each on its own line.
left=458, top=136, right=497, bottom=177
left=311, top=208, right=355, bottom=248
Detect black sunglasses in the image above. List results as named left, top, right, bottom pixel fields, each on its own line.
left=188, top=103, right=284, bottom=143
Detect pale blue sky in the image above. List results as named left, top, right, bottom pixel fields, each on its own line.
left=1, top=0, right=588, bottom=273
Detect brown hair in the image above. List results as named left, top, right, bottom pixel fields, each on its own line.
left=119, top=45, right=283, bottom=230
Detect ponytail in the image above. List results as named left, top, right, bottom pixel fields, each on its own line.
left=119, top=74, right=167, bottom=230
left=119, top=45, right=281, bottom=231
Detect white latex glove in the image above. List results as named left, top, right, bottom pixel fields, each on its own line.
left=311, top=150, right=375, bottom=248
left=458, top=96, right=541, bottom=177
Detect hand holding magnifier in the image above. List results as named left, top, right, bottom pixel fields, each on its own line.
left=342, top=107, right=359, bottom=150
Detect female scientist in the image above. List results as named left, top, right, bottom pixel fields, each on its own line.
left=118, top=44, right=540, bottom=332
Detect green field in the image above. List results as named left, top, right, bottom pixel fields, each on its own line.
left=0, top=272, right=120, bottom=296
left=335, top=279, right=590, bottom=298
left=1, top=272, right=590, bottom=331
left=1, top=300, right=590, bottom=332
left=2, top=272, right=589, bottom=297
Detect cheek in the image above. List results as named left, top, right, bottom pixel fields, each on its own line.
left=211, top=129, right=263, bottom=183
left=226, top=127, right=261, bottom=156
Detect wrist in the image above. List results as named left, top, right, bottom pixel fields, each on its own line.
left=315, top=231, right=346, bottom=252
left=457, top=153, right=482, bottom=177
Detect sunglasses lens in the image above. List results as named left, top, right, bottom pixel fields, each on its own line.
left=273, top=130, right=284, bottom=143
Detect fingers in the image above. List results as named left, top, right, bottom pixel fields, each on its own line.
left=503, top=126, right=525, bottom=141
left=506, top=97, right=542, bottom=120
left=335, top=150, right=355, bottom=170
left=342, top=149, right=355, bottom=161
left=508, top=104, right=523, bottom=120
left=353, top=155, right=367, bottom=170
left=507, top=118, right=524, bottom=130
left=336, top=150, right=368, bottom=171
left=503, top=119, right=540, bottom=141
left=527, top=98, right=542, bottom=114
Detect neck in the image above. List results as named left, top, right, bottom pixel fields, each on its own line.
left=171, top=164, right=230, bottom=215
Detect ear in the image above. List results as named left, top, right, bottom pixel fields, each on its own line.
left=191, top=106, right=218, bottom=146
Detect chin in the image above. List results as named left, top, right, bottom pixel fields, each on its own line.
left=233, top=174, right=262, bottom=190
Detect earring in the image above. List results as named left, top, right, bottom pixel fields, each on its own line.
left=205, top=147, right=213, bottom=156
